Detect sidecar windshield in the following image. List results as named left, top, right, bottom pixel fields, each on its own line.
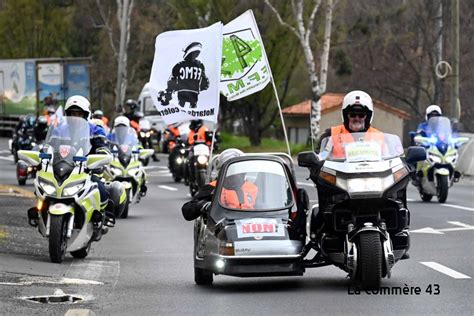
left=45, top=116, right=91, bottom=161
left=319, top=132, right=404, bottom=162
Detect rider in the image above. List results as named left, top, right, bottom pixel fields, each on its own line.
left=182, top=148, right=245, bottom=221
left=187, top=119, right=210, bottom=146
left=93, top=109, right=110, bottom=127
left=44, top=106, right=56, bottom=125
left=416, top=105, right=442, bottom=137
left=64, top=96, right=112, bottom=223
left=316, top=90, right=383, bottom=157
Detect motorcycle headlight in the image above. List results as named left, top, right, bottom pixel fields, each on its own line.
left=445, top=154, right=458, bottom=164
left=140, top=132, right=146, bottom=137
left=31, top=142, right=36, bottom=147
left=145, top=132, right=150, bottom=137
left=39, top=178, right=56, bottom=195
left=111, top=166, right=123, bottom=176
left=63, top=181, right=85, bottom=197
left=179, top=149, right=185, bottom=154
left=128, top=167, right=141, bottom=177
left=176, top=157, right=183, bottom=164
left=429, top=154, right=442, bottom=163
left=197, top=155, right=208, bottom=165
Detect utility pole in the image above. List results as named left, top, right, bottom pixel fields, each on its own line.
left=115, top=0, right=133, bottom=109
left=434, top=0, right=443, bottom=105
left=452, top=0, right=460, bottom=120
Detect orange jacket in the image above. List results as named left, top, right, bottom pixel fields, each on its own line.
left=130, top=120, right=140, bottom=132
left=188, top=126, right=209, bottom=146
left=331, top=125, right=383, bottom=158
left=220, top=182, right=258, bottom=209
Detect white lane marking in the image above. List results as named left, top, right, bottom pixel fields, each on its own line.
left=411, top=221, right=474, bottom=234
left=66, top=260, right=119, bottom=285
left=158, top=185, right=178, bottom=191
left=297, top=182, right=315, bottom=187
left=0, top=156, right=13, bottom=161
left=442, top=203, right=474, bottom=212
left=0, top=276, right=102, bottom=286
left=0, top=150, right=11, bottom=154
left=144, top=166, right=159, bottom=170
left=407, top=198, right=416, bottom=202
left=157, top=166, right=168, bottom=170
left=420, top=262, right=471, bottom=279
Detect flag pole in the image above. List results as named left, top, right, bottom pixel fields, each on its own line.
left=270, top=78, right=291, bottom=156
left=249, top=10, right=291, bottom=157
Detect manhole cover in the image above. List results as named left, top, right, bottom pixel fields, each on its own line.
left=20, top=289, right=85, bottom=304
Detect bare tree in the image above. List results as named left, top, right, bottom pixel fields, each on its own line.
left=94, top=0, right=134, bottom=109
left=264, top=0, right=335, bottom=141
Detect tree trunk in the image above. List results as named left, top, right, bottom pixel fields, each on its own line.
left=114, top=0, right=133, bottom=108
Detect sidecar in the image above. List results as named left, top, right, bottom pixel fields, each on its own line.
left=193, top=154, right=310, bottom=285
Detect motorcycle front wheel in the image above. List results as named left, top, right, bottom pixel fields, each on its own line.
left=437, top=174, right=449, bottom=203
left=357, top=231, right=382, bottom=290
left=49, top=215, right=68, bottom=263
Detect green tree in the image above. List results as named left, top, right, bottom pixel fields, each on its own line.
left=0, top=0, right=72, bottom=58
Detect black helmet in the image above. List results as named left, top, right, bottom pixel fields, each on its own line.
left=124, top=99, right=138, bottom=113
left=189, top=119, right=203, bottom=131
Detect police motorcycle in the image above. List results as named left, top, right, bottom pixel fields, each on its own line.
left=298, top=133, right=426, bottom=289
left=18, top=117, right=125, bottom=263
left=168, top=136, right=187, bottom=182
left=104, top=126, right=154, bottom=218
left=193, top=154, right=309, bottom=285
left=16, top=116, right=49, bottom=185
left=412, top=116, right=468, bottom=203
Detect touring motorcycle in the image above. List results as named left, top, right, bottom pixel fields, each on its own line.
left=104, top=125, right=154, bottom=218
left=298, top=132, right=425, bottom=289
left=412, top=116, right=468, bottom=203
left=19, top=117, right=126, bottom=263
left=185, top=140, right=210, bottom=197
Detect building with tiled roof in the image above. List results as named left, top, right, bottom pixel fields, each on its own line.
left=282, top=93, right=410, bottom=144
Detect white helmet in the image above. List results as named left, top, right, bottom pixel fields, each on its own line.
left=216, top=148, right=243, bottom=172
left=341, top=90, right=374, bottom=124
left=114, top=116, right=130, bottom=127
left=65, top=95, right=91, bottom=119
left=425, top=105, right=442, bottom=121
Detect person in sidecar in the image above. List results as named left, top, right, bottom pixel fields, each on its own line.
left=181, top=148, right=245, bottom=221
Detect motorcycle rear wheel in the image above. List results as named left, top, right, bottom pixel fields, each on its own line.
left=358, top=231, right=382, bottom=290
left=437, top=174, right=449, bottom=203
left=49, top=215, right=68, bottom=263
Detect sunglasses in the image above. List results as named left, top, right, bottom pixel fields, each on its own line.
left=348, top=112, right=367, bottom=119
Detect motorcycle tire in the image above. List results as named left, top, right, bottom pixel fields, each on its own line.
left=71, top=242, right=91, bottom=259
left=173, top=174, right=182, bottom=182
left=142, top=157, right=149, bottom=167
left=197, top=170, right=207, bottom=188
left=49, top=215, right=68, bottom=263
left=194, top=267, right=213, bottom=285
left=357, top=231, right=382, bottom=290
left=18, top=179, right=26, bottom=186
left=437, top=174, right=449, bottom=203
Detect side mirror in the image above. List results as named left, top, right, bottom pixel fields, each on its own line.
left=454, top=137, right=469, bottom=148
left=405, top=146, right=426, bottom=164
left=297, top=188, right=310, bottom=211
left=87, top=154, right=112, bottom=170
left=140, top=148, right=154, bottom=159
left=17, top=150, right=40, bottom=166
left=297, top=151, right=320, bottom=168
left=413, top=135, right=430, bottom=147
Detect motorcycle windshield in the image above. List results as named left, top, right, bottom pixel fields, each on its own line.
left=45, top=116, right=91, bottom=161
left=319, top=132, right=404, bottom=162
left=427, top=116, right=452, bottom=143
left=139, top=119, right=151, bottom=130
left=111, top=126, right=138, bottom=154
left=217, top=160, right=294, bottom=211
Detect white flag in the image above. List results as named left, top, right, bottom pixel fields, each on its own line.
left=149, top=22, right=223, bottom=124
left=220, top=10, right=271, bottom=102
